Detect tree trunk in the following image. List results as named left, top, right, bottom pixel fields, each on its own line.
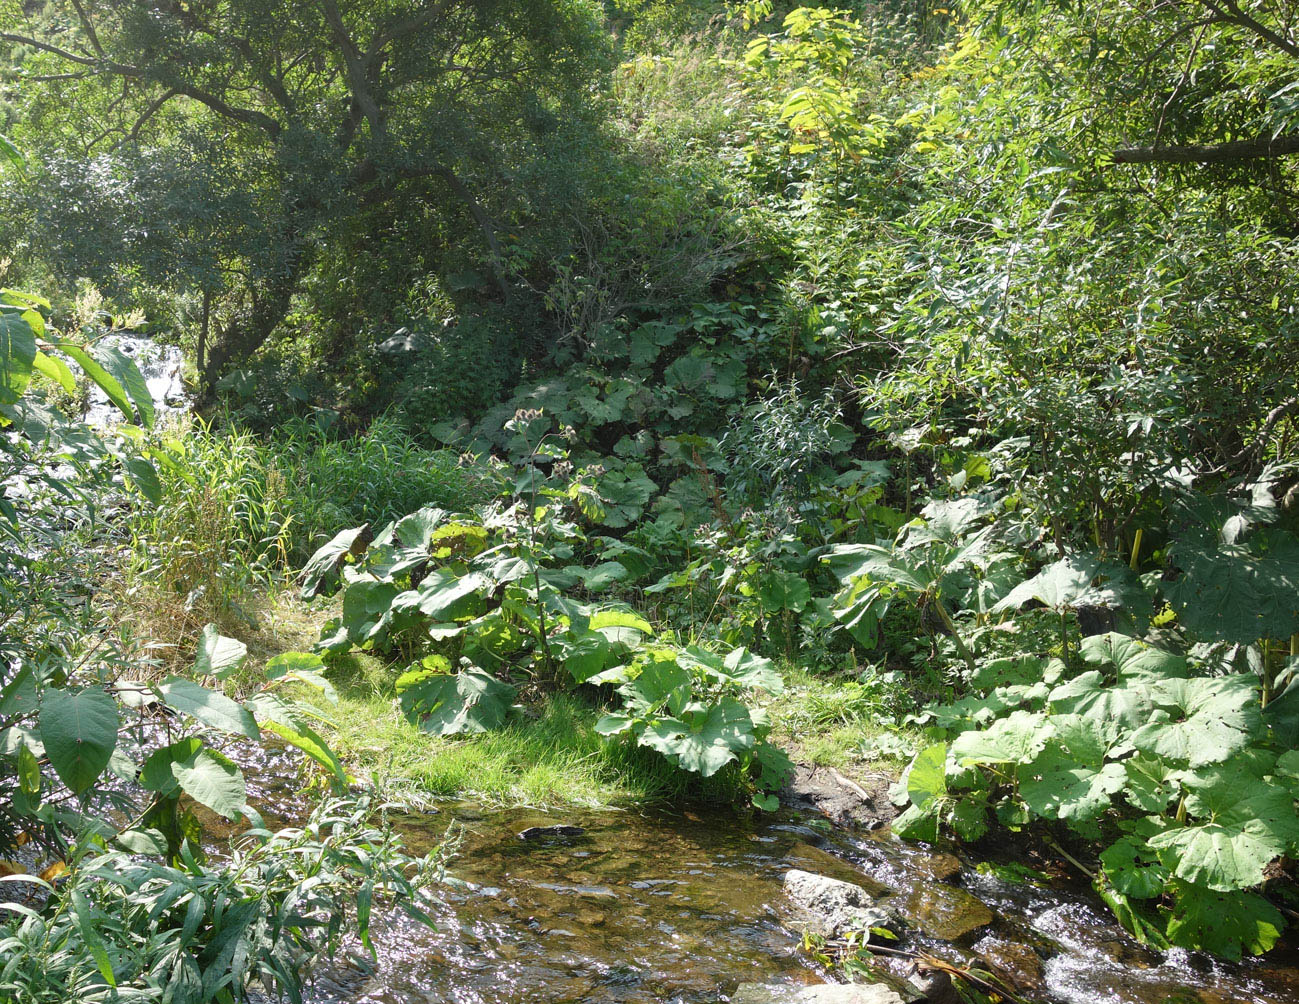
left=200, top=250, right=309, bottom=394
left=196, top=286, right=211, bottom=377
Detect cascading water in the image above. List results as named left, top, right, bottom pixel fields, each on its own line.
left=82, top=332, right=188, bottom=427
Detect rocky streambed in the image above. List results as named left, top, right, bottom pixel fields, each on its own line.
left=275, top=790, right=1299, bottom=1004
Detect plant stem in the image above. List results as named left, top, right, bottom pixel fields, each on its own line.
left=1129, top=528, right=1143, bottom=571
left=933, top=596, right=975, bottom=672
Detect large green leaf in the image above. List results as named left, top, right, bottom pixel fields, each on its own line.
left=829, top=577, right=888, bottom=647
left=392, top=506, right=448, bottom=549
left=906, top=742, right=947, bottom=809
left=38, top=688, right=119, bottom=794
left=140, top=737, right=204, bottom=796
left=951, top=710, right=1052, bottom=766
left=414, top=570, right=488, bottom=621
left=1100, top=836, right=1170, bottom=900
left=1164, top=882, right=1284, bottom=960
left=1166, top=532, right=1299, bottom=645
left=639, top=698, right=755, bottom=777
left=1018, top=716, right=1126, bottom=824
left=754, top=569, right=812, bottom=613
left=0, top=312, right=37, bottom=406
left=618, top=659, right=693, bottom=714
left=247, top=692, right=347, bottom=782
left=194, top=624, right=247, bottom=680
left=265, top=651, right=337, bottom=702
left=396, top=669, right=516, bottom=736
left=93, top=344, right=155, bottom=427
left=1080, top=633, right=1188, bottom=684
left=55, top=343, right=133, bottom=422
left=588, top=609, right=654, bottom=644
left=1130, top=675, right=1261, bottom=767
left=1148, top=762, right=1299, bottom=891
left=158, top=678, right=259, bottom=739
left=1047, top=671, right=1152, bottom=728
left=300, top=525, right=369, bottom=597
left=31, top=350, right=74, bottom=394
left=994, top=554, right=1137, bottom=614
left=171, top=747, right=246, bottom=820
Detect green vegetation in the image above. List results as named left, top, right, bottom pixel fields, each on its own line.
left=4, top=0, right=1299, bottom=993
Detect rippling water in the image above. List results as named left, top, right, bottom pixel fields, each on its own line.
left=247, top=793, right=1299, bottom=1004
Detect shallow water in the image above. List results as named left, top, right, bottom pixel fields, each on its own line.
left=264, top=794, right=1299, bottom=1004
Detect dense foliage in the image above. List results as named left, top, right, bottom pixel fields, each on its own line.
left=4, top=0, right=1299, bottom=987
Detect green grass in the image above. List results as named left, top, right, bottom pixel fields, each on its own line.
left=293, top=632, right=748, bottom=809
left=763, top=666, right=924, bottom=779
left=322, top=686, right=684, bottom=808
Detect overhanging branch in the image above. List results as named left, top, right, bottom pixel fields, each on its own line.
left=1112, top=132, right=1299, bottom=165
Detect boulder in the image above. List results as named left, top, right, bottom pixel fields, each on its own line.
left=782, top=869, right=898, bottom=938
left=732, top=982, right=908, bottom=1004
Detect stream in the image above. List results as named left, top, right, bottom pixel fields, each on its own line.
left=240, top=745, right=1299, bottom=1004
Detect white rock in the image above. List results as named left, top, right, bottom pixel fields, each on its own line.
left=798, top=986, right=907, bottom=1004
left=782, top=868, right=895, bottom=938
left=732, top=982, right=907, bottom=1004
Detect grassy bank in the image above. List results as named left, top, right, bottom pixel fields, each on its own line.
left=210, top=589, right=753, bottom=809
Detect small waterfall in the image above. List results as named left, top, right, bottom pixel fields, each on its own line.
left=82, top=333, right=188, bottom=427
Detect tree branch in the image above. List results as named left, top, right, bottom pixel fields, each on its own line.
left=1195, top=0, right=1299, bottom=60
left=1112, top=131, right=1299, bottom=164
left=112, top=88, right=179, bottom=150
left=0, top=31, right=283, bottom=138
left=318, top=0, right=384, bottom=141
left=68, top=0, right=104, bottom=57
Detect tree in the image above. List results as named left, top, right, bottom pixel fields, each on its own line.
left=1, top=0, right=607, bottom=386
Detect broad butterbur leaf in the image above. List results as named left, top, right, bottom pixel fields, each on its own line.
left=397, top=669, right=516, bottom=736
left=951, top=710, right=1052, bottom=766
left=1164, top=882, right=1284, bottom=960
left=1130, top=675, right=1260, bottom=767
left=639, top=698, right=755, bottom=777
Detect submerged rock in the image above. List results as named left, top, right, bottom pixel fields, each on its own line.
left=732, top=982, right=908, bottom=1004
left=971, top=936, right=1045, bottom=993
left=782, top=869, right=898, bottom=938
left=895, top=883, right=992, bottom=942
left=517, top=824, right=586, bottom=841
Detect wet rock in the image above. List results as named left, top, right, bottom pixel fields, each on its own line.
left=782, top=869, right=898, bottom=938
left=896, top=883, right=992, bottom=942
left=732, top=982, right=908, bottom=1004
left=782, top=765, right=896, bottom=829
left=913, top=852, right=961, bottom=882
left=904, top=965, right=959, bottom=1004
left=785, top=843, right=890, bottom=897
left=972, top=936, right=1044, bottom=992
left=517, top=824, right=585, bottom=841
